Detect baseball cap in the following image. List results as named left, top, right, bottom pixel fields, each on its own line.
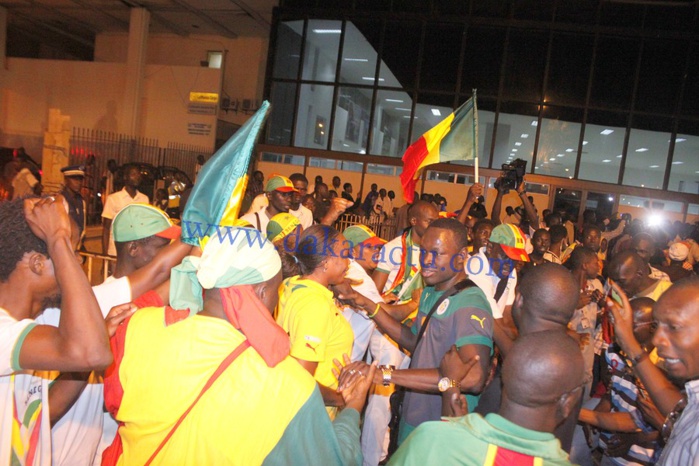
left=266, top=212, right=301, bottom=243
left=265, top=175, right=298, bottom=193
left=343, top=224, right=386, bottom=249
left=668, top=242, right=689, bottom=262
left=112, top=203, right=181, bottom=242
left=61, top=164, right=85, bottom=177
left=489, top=224, right=530, bottom=262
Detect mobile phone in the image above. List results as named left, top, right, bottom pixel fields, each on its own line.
left=604, top=278, right=624, bottom=307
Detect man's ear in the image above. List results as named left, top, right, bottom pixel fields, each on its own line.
left=557, top=386, right=583, bottom=423
left=513, top=291, right=524, bottom=311
left=127, top=241, right=140, bottom=258
left=252, top=281, right=267, bottom=301
left=27, top=252, right=48, bottom=276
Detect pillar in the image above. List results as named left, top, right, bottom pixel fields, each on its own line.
left=122, top=7, right=150, bottom=137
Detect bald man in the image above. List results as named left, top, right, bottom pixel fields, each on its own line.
left=608, top=250, right=672, bottom=301
left=389, top=331, right=583, bottom=465
left=477, top=263, right=582, bottom=451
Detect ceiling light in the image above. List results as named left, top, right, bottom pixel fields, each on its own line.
left=602, top=159, right=611, bottom=163
left=636, top=148, right=648, bottom=152
left=362, top=77, right=385, bottom=82
left=582, top=141, right=588, bottom=145
left=566, top=148, right=574, bottom=152
left=557, top=154, right=564, bottom=157
left=313, top=29, right=341, bottom=34
left=672, top=161, right=684, bottom=165
left=521, top=134, right=529, bottom=138
left=608, top=196, right=614, bottom=201
left=342, top=143, right=349, bottom=147
left=549, top=158, right=556, bottom=161
left=675, top=138, right=686, bottom=143
left=569, top=176, right=573, bottom=179
left=649, top=165, right=659, bottom=168
left=385, top=99, right=403, bottom=103
left=531, top=120, right=538, bottom=127
left=431, top=109, right=441, bottom=116
left=600, top=129, right=614, bottom=135
left=395, top=107, right=411, bottom=111
left=344, top=58, right=368, bottom=62
left=514, top=142, right=522, bottom=146
left=510, top=153, right=515, bottom=157
left=616, top=154, right=623, bottom=158
left=403, top=116, right=417, bottom=119
left=565, top=168, right=569, bottom=172
left=512, top=149, right=518, bottom=152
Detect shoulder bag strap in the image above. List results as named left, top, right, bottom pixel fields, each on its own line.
left=144, top=339, right=251, bottom=465
left=413, top=279, right=476, bottom=353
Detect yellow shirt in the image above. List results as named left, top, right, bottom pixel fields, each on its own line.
left=277, top=276, right=354, bottom=416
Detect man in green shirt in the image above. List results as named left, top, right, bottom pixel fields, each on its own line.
left=389, top=331, right=583, bottom=465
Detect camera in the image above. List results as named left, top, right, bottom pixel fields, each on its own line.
left=494, top=159, right=527, bottom=194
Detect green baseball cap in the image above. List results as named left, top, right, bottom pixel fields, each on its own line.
left=265, top=175, right=298, bottom=193
left=343, top=224, right=386, bottom=249
left=112, top=203, right=181, bottom=242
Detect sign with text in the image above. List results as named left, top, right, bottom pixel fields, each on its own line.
left=189, top=92, right=219, bottom=104
left=188, top=122, right=212, bottom=136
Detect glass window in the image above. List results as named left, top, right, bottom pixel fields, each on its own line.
left=578, top=110, right=627, bottom=184
left=266, top=82, right=297, bottom=146
left=668, top=121, right=699, bottom=194
left=502, top=30, right=548, bottom=102
left=379, top=21, right=421, bottom=88
left=412, top=93, right=455, bottom=156
left=366, top=163, right=397, bottom=175
left=309, top=157, right=336, bottom=169
left=302, top=20, right=342, bottom=82
left=536, top=107, right=582, bottom=179
left=332, top=86, right=372, bottom=154
left=272, top=20, right=304, bottom=79
left=546, top=34, right=593, bottom=106
left=339, top=160, right=363, bottom=172
left=585, top=192, right=616, bottom=222
left=461, top=27, right=506, bottom=98
left=472, top=0, right=510, bottom=17
left=553, top=188, right=582, bottom=222
left=370, top=89, right=413, bottom=157
left=590, top=37, right=639, bottom=110
left=688, top=204, right=699, bottom=216
left=635, top=40, right=685, bottom=114
left=420, top=22, right=463, bottom=92
left=492, top=102, right=539, bottom=173
left=599, top=2, right=644, bottom=28
left=620, top=195, right=683, bottom=213
left=294, top=84, right=334, bottom=149
left=476, top=99, right=496, bottom=168
left=338, top=20, right=380, bottom=85
left=623, top=115, right=672, bottom=190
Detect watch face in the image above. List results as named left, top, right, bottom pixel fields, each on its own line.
left=438, top=377, right=450, bottom=392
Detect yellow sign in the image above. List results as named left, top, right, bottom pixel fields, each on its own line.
left=189, top=92, right=219, bottom=104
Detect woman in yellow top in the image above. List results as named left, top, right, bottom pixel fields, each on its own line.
left=277, top=224, right=355, bottom=417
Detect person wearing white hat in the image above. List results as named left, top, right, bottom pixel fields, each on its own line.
left=658, top=242, right=695, bottom=283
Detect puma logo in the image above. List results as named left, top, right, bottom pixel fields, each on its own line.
left=471, top=315, right=486, bottom=328
left=305, top=342, right=318, bottom=354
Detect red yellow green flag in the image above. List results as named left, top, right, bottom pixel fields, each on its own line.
left=400, top=93, right=478, bottom=203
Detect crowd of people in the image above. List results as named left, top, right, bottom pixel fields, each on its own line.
left=0, top=149, right=698, bottom=466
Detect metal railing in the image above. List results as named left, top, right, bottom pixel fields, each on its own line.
left=334, top=214, right=397, bottom=241
left=80, top=251, right=117, bottom=285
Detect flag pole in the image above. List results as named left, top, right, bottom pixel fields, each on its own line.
left=472, top=89, right=479, bottom=183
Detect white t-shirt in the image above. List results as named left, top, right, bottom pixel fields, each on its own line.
left=240, top=206, right=272, bottom=234
left=0, top=308, right=51, bottom=466
left=34, top=276, right=131, bottom=466
left=101, top=188, right=149, bottom=256
left=290, top=205, right=313, bottom=230
left=246, top=193, right=268, bottom=216
left=464, top=247, right=517, bottom=319
left=341, top=261, right=383, bottom=362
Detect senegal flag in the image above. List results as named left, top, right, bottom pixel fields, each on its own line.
left=400, top=93, right=478, bottom=203
left=182, top=101, right=270, bottom=245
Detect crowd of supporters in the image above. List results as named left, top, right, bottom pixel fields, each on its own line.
left=1, top=150, right=698, bottom=466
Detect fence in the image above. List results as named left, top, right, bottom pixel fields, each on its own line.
left=334, top=214, right=397, bottom=241
left=69, top=128, right=212, bottom=224
left=79, top=251, right=117, bottom=285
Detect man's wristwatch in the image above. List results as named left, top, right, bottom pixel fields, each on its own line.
left=380, top=365, right=395, bottom=386
left=438, top=376, right=461, bottom=392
